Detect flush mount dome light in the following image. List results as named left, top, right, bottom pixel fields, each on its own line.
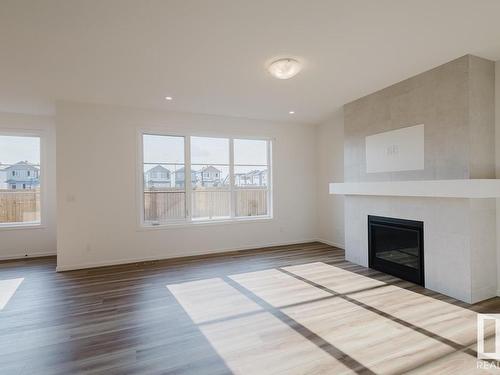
left=268, top=58, right=301, bottom=79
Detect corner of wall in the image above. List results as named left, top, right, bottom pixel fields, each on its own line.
left=495, top=60, right=500, bottom=296
left=468, top=55, right=496, bottom=178
left=315, top=108, right=345, bottom=248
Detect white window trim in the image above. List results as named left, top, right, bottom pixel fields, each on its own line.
left=0, top=129, right=46, bottom=230
left=137, top=130, right=273, bottom=229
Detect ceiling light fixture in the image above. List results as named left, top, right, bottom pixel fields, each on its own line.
left=289, top=111, right=295, bottom=114
left=268, top=58, right=301, bottom=79
left=165, top=96, right=173, bottom=101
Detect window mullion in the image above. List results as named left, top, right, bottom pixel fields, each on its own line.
left=229, top=138, right=235, bottom=219
left=185, top=136, right=192, bottom=222
left=267, top=140, right=272, bottom=218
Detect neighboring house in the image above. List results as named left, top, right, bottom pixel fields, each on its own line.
left=153, top=165, right=265, bottom=188
left=0, top=163, right=8, bottom=189
left=144, top=165, right=171, bottom=188
left=235, top=169, right=267, bottom=186
left=196, top=166, right=222, bottom=187
left=174, top=167, right=198, bottom=187
left=4, top=161, right=40, bottom=190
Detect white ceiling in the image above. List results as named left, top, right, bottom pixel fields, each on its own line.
left=1, top=0, right=500, bottom=124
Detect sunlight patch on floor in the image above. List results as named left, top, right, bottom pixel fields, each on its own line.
left=230, top=266, right=457, bottom=374
left=226, top=268, right=330, bottom=308
left=167, top=262, right=497, bottom=375
left=167, top=276, right=355, bottom=374
left=284, top=262, right=480, bottom=346
left=0, top=277, right=23, bottom=310
left=167, top=277, right=262, bottom=324
left=198, top=311, right=354, bottom=374
left=281, top=295, right=455, bottom=373
left=283, top=262, right=386, bottom=294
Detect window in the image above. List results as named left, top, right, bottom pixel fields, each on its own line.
left=142, top=135, right=185, bottom=224
left=233, top=139, right=270, bottom=217
left=0, top=135, right=41, bottom=225
left=141, top=134, right=272, bottom=226
left=191, top=136, right=230, bottom=220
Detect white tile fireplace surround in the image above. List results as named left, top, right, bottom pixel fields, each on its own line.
left=330, top=183, right=498, bottom=304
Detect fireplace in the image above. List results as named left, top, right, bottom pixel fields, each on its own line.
left=368, top=215, right=424, bottom=286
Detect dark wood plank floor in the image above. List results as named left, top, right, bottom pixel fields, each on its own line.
left=1, top=242, right=500, bottom=374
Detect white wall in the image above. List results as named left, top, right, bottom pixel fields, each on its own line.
left=315, top=109, right=344, bottom=248
left=56, top=102, right=318, bottom=270
left=0, top=112, right=57, bottom=259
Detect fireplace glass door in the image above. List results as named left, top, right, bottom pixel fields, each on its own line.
left=368, top=216, right=424, bottom=286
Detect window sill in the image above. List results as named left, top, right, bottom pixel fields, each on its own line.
left=138, top=216, right=273, bottom=231
left=0, top=223, right=45, bottom=231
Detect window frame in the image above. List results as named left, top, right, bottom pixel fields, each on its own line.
left=138, top=130, right=273, bottom=228
left=232, top=138, right=272, bottom=219
left=0, top=130, right=46, bottom=230
left=141, top=133, right=188, bottom=225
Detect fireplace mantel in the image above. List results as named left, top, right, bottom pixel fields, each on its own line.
left=330, top=179, right=500, bottom=199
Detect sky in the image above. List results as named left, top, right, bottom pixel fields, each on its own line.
left=143, top=135, right=268, bottom=167
left=0, top=134, right=266, bottom=171
left=0, top=135, right=40, bottom=165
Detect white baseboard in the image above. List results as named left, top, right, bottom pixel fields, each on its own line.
left=315, top=238, right=345, bottom=249
left=56, top=238, right=320, bottom=272
left=0, top=251, right=56, bottom=261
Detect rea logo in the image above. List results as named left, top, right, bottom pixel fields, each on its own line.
left=477, top=314, right=500, bottom=360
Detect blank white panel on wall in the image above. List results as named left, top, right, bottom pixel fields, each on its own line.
left=366, top=124, right=424, bottom=173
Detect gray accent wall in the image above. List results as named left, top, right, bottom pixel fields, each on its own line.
left=469, top=56, right=496, bottom=178
left=344, top=55, right=495, bottom=182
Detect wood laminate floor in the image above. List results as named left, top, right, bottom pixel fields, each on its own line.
left=1, top=242, right=500, bottom=374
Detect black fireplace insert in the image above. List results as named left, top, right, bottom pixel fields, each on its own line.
left=368, top=215, right=424, bottom=286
